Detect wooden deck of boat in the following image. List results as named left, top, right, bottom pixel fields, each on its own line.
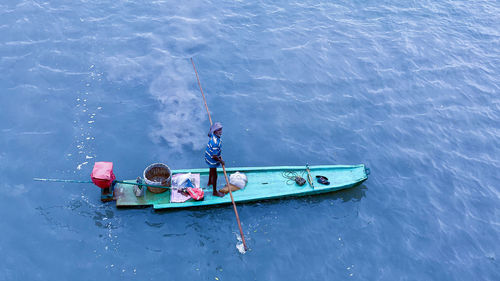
left=115, top=164, right=368, bottom=209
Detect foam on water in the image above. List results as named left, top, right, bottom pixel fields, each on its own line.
left=148, top=58, right=207, bottom=150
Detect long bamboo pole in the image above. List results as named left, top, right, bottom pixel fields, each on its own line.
left=190, top=57, right=248, bottom=251
left=191, top=58, right=212, bottom=126
left=34, top=178, right=171, bottom=190
left=33, top=178, right=218, bottom=192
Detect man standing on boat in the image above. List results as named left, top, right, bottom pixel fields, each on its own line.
left=205, top=122, right=225, bottom=197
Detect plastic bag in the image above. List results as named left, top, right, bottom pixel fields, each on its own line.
left=172, top=173, right=194, bottom=187
left=221, top=172, right=248, bottom=194
left=229, top=172, right=247, bottom=189
left=187, top=187, right=204, bottom=201
left=185, top=179, right=204, bottom=200
left=134, top=177, right=145, bottom=197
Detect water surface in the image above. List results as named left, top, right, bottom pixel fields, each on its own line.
left=1, top=0, right=499, bottom=280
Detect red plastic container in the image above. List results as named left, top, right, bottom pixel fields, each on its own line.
left=91, top=162, right=116, bottom=188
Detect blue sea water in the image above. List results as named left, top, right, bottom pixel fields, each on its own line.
left=1, top=0, right=499, bottom=280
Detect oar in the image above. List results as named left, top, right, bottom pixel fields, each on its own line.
left=220, top=161, right=248, bottom=249
left=191, top=57, right=248, bottom=251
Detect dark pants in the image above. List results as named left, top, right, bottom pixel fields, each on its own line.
left=208, top=167, right=218, bottom=189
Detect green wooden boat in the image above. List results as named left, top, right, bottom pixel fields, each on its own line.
left=115, top=164, right=369, bottom=209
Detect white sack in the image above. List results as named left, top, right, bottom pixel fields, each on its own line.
left=229, top=172, right=248, bottom=189
left=172, top=173, right=194, bottom=187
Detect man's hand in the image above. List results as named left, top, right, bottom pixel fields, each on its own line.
left=213, top=155, right=225, bottom=166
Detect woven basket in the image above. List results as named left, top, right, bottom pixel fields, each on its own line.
left=143, top=163, right=171, bottom=194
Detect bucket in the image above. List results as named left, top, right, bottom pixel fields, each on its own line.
left=143, top=163, right=171, bottom=194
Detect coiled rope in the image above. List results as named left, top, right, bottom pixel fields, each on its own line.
left=281, top=170, right=306, bottom=185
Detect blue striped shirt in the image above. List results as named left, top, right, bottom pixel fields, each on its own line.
left=205, top=134, right=222, bottom=167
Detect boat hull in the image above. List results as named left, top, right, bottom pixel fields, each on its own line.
left=115, top=164, right=368, bottom=209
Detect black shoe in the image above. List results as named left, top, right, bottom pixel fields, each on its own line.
left=316, top=175, right=330, bottom=185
